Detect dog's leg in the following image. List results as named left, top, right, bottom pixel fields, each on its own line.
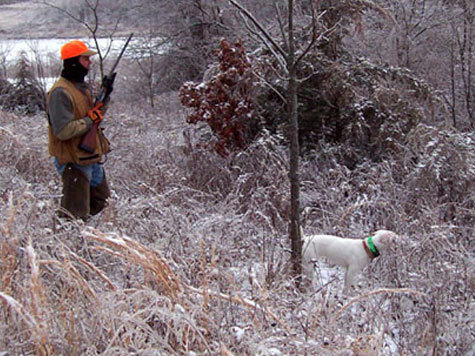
left=343, top=266, right=361, bottom=294
left=301, top=257, right=315, bottom=286
left=301, top=240, right=316, bottom=288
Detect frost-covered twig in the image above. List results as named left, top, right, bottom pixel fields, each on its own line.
left=335, top=288, right=426, bottom=320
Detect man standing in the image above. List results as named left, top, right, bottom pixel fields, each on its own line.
left=47, top=40, right=110, bottom=220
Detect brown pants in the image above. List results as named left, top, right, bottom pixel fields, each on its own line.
left=60, top=164, right=110, bottom=220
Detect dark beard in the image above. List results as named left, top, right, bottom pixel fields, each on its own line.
left=61, top=56, right=88, bottom=83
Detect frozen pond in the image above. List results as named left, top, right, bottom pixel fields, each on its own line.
left=0, top=37, right=134, bottom=91
left=0, top=37, right=130, bottom=64
left=0, top=35, right=163, bottom=90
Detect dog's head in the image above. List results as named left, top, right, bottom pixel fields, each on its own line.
left=372, top=229, right=397, bottom=251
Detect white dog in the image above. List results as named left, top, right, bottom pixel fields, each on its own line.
left=302, top=229, right=396, bottom=293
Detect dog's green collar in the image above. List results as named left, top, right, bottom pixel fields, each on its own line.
left=367, top=236, right=380, bottom=257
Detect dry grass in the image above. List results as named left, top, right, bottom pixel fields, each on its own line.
left=0, top=96, right=473, bottom=355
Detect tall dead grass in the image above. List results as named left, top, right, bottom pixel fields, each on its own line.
left=0, top=99, right=473, bottom=355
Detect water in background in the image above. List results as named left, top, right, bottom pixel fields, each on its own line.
left=0, top=37, right=128, bottom=64
left=0, top=37, right=131, bottom=90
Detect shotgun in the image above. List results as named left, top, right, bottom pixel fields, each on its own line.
left=79, top=33, right=133, bottom=153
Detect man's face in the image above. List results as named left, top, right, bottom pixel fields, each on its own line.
left=79, top=55, right=92, bottom=70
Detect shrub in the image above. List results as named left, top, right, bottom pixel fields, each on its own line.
left=0, top=52, right=45, bottom=114
left=180, top=39, right=260, bottom=156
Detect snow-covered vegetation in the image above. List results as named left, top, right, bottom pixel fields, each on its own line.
left=0, top=0, right=473, bottom=355
left=1, top=91, right=473, bottom=355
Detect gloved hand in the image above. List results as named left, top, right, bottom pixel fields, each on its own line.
left=101, top=98, right=111, bottom=115
left=87, top=103, right=104, bottom=124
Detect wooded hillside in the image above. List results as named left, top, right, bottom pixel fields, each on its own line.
left=0, top=1, right=473, bottom=355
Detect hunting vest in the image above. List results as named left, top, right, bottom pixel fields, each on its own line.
left=47, top=77, right=110, bottom=165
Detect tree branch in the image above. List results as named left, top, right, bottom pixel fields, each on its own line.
left=296, top=14, right=340, bottom=67
left=274, top=2, right=289, bottom=51
left=239, top=12, right=288, bottom=72
left=228, top=0, right=287, bottom=59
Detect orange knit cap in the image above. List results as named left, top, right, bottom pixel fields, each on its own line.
left=61, top=40, right=97, bottom=60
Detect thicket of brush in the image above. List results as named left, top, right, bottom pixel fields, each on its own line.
left=0, top=52, right=45, bottom=115
left=0, top=86, right=473, bottom=355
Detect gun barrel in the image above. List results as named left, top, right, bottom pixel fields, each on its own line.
left=108, top=33, right=134, bottom=77
left=79, top=34, right=133, bottom=153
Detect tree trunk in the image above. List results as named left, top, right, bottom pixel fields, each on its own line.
left=287, top=0, right=302, bottom=282
left=228, top=0, right=304, bottom=283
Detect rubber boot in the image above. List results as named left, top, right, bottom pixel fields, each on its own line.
left=90, top=172, right=110, bottom=216
left=59, top=164, right=90, bottom=220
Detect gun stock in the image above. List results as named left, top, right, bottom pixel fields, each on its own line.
left=79, top=122, right=99, bottom=153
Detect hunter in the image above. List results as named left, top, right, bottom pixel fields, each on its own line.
left=47, top=40, right=110, bottom=220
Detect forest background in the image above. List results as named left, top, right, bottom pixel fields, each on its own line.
left=0, top=0, right=473, bottom=355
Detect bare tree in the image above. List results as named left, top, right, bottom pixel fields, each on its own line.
left=361, top=0, right=473, bottom=129
left=452, top=0, right=474, bottom=128
left=228, top=0, right=335, bottom=282
left=39, top=0, right=124, bottom=78
left=286, top=0, right=302, bottom=282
